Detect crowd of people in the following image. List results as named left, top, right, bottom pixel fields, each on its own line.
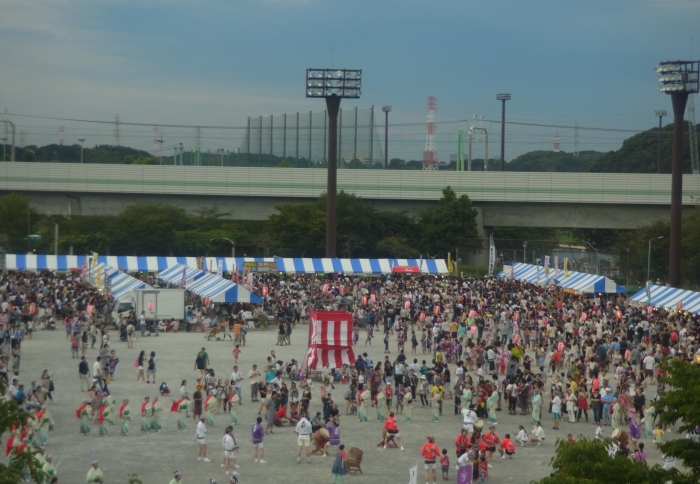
left=1, top=268, right=700, bottom=483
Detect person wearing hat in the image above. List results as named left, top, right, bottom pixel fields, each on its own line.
left=421, top=436, right=440, bottom=484
left=86, top=459, right=104, bottom=483
left=43, top=454, right=57, bottom=482
left=169, top=470, right=182, bottom=484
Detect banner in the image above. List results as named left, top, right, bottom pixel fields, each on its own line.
left=81, top=260, right=89, bottom=278
left=197, top=256, right=204, bottom=270
left=408, top=465, right=418, bottom=484
left=544, top=255, right=550, bottom=276
left=91, top=252, right=99, bottom=269
left=217, top=259, right=223, bottom=277
left=563, top=258, right=570, bottom=277
left=536, top=260, right=541, bottom=281
left=645, top=281, right=651, bottom=305
left=457, top=463, right=473, bottom=484
left=554, top=256, right=559, bottom=280
left=488, top=235, right=496, bottom=276
left=95, top=267, right=102, bottom=287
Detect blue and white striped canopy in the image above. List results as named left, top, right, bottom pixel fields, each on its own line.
left=157, top=264, right=206, bottom=285
left=630, top=284, right=700, bottom=314
left=498, top=262, right=625, bottom=294
left=89, top=263, right=151, bottom=302
left=183, top=272, right=262, bottom=304
left=6, top=254, right=448, bottom=275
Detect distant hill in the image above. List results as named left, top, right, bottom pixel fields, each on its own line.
left=589, top=124, right=699, bottom=173
left=12, top=144, right=152, bottom=164
left=506, top=150, right=602, bottom=172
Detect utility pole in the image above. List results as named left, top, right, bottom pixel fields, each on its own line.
left=78, top=138, right=86, bottom=163
left=496, top=93, right=511, bottom=171
left=156, top=138, right=164, bottom=164
left=218, top=149, right=225, bottom=166
left=382, top=106, right=391, bottom=168
left=655, top=110, right=666, bottom=173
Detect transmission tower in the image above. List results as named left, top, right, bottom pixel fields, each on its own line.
left=553, top=132, right=560, bottom=152
left=573, top=122, right=579, bottom=157
left=688, top=94, right=699, bottom=175
left=114, top=114, right=121, bottom=146
left=422, top=96, right=438, bottom=171
left=58, top=126, right=65, bottom=145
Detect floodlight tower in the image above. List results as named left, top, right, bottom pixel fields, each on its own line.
left=306, top=68, right=362, bottom=257
left=423, top=96, right=438, bottom=171
left=496, top=93, right=510, bottom=171
left=655, top=59, right=699, bottom=287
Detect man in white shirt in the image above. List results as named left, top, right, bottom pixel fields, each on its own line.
left=222, top=425, right=239, bottom=475
left=460, top=405, right=477, bottom=433
left=295, top=414, right=313, bottom=463
left=93, top=356, right=104, bottom=391
left=551, top=393, right=562, bottom=429
left=642, top=353, right=656, bottom=383
left=529, top=421, right=545, bottom=445
left=231, top=365, right=244, bottom=405
left=196, top=417, right=210, bottom=462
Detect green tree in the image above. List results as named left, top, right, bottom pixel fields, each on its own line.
left=532, top=437, right=669, bottom=484
left=108, top=203, right=189, bottom=255
left=376, top=236, right=420, bottom=258
left=267, top=203, right=325, bottom=256
left=656, top=358, right=700, bottom=483
left=0, top=193, right=37, bottom=252
left=0, top=380, right=47, bottom=484
left=21, top=150, right=36, bottom=162
left=418, top=186, right=481, bottom=257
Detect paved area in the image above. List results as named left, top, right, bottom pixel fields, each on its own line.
left=3, top=326, right=675, bottom=483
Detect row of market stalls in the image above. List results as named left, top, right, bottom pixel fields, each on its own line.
left=89, top=263, right=151, bottom=302
left=497, top=262, right=627, bottom=294
left=6, top=254, right=448, bottom=275
left=629, top=284, right=700, bottom=315
left=157, top=264, right=261, bottom=303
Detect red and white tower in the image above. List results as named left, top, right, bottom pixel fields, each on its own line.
left=422, top=96, right=438, bottom=171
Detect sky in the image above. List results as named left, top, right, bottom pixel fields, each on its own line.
left=1, top=0, right=699, bottom=161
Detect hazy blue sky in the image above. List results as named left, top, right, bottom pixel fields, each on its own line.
left=1, top=0, right=699, bottom=161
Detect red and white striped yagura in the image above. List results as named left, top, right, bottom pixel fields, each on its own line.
left=304, top=310, right=356, bottom=370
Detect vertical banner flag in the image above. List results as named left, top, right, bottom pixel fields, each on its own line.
left=208, top=259, right=213, bottom=273
left=488, top=235, right=496, bottom=276
left=508, top=265, right=514, bottom=280
left=544, top=255, right=550, bottom=276
left=554, top=256, right=559, bottom=280
left=537, top=259, right=541, bottom=281
left=81, top=260, right=89, bottom=278
left=563, top=258, right=570, bottom=277
left=197, top=256, right=204, bottom=270
left=181, top=266, right=187, bottom=287
left=408, top=465, right=418, bottom=484
left=91, top=252, right=99, bottom=269
left=95, top=267, right=102, bottom=287
left=457, top=463, right=473, bottom=484
left=217, top=259, right=223, bottom=277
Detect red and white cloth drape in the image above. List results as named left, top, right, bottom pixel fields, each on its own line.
left=304, top=310, right=356, bottom=370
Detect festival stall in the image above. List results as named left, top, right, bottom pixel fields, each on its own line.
left=183, top=272, right=262, bottom=304
left=629, top=284, right=700, bottom=315
left=497, top=262, right=626, bottom=294
left=157, top=263, right=206, bottom=286
left=89, top=263, right=152, bottom=302
left=5, top=254, right=448, bottom=275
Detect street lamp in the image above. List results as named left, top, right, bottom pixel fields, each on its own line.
left=496, top=93, right=511, bottom=172
left=211, top=237, right=236, bottom=258
left=382, top=106, right=391, bottom=168
left=78, top=138, right=86, bottom=163
left=306, top=68, right=362, bottom=257
left=655, top=60, right=699, bottom=287
left=654, top=110, right=667, bottom=173
left=647, top=235, right=664, bottom=283
left=156, top=138, right=164, bottom=164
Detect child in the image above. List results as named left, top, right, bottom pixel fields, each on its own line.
left=653, top=424, right=664, bottom=449
left=440, top=449, right=450, bottom=480
left=478, top=454, right=489, bottom=482
left=71, top=334, right=79, bottom=358
left=233, top=345, right=241, bottom=363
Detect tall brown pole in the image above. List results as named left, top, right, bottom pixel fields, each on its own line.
left=325, top=95, right=341, bottom=258
left=384, top=109, right=389, bottom=168
left=669, top=92, right=688, bottom=287
left=500, top=99, right=506, bottom=171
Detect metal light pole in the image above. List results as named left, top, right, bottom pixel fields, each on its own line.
left=647, top=236, right=664, bottom=282
left=496, top=93, right=511, bottom=171
left=306, top=68, right=362, bottom=258
left=0, top=137, right=6, bottom=161
left=523, top=240, right=527, bottom=263
left=382, top=106, right=391, bottom=168
left=78, top=138, right=85, bottom=163
left=655, top=60, right=699, bottom=287
left=156, top=139, right=164, bottom=164
left=0, top=120, right=15, bottom=161
left=626, top=248, right=630, bottom=286
left=654, top=110, right=667, bottom=173
left=211, top=237, right=236, bottom=258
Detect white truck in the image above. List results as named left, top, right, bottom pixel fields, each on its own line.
left=111, top=288, right=185, bottom=324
